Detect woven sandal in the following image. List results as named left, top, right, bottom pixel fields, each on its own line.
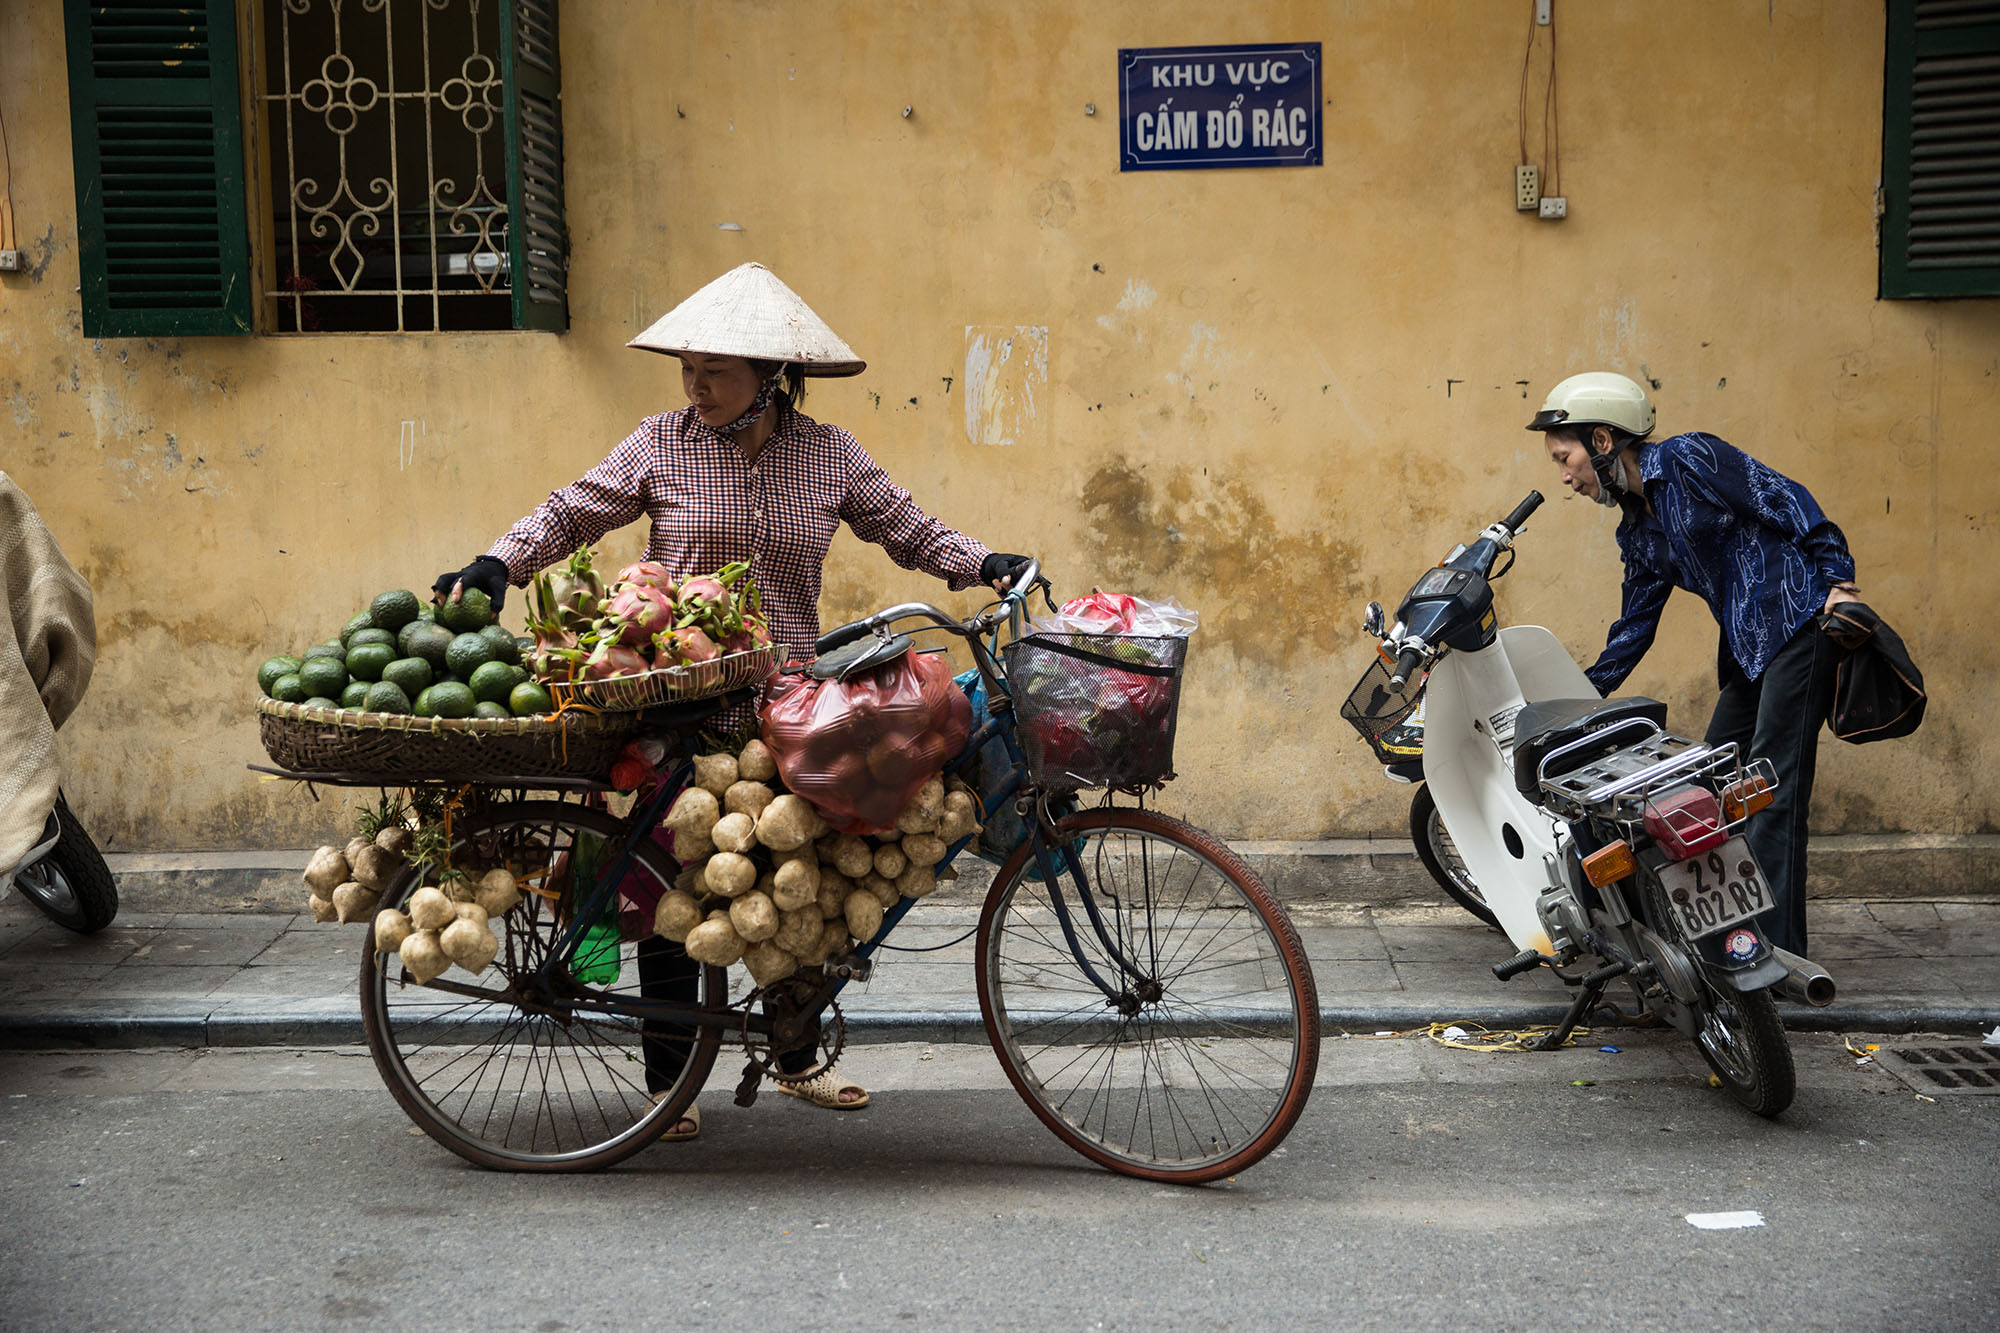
left=772, top=1067, right=870, bottom=1110
left=652, top=1095, right=701, bottom=1142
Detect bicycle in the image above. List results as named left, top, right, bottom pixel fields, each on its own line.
left=350, top=563, right=1320, bottom=1184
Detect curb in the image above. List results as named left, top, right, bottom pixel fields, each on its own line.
left=3, top=1000, right=1990, bottom=1052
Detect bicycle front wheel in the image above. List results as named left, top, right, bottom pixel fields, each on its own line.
left=360, top=800, right=726, bottom=1171
left=975, top=808, right=1320, bottom=1184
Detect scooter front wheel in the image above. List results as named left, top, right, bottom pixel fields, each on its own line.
left=13, top=792, right=118, bottom=934
left=1409, top=785, right=1497, bottom=928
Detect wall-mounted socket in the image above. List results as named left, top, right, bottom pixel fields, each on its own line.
left=1515, top=165, right=1540, bottom=211
left=1538, top=196, right=1567, bottom=220
left=0, top=250, right=23, bottom=272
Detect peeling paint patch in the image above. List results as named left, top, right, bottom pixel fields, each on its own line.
left=1095, top=278, right=1158, bottom=332
left=963, top=325, right=1048, bottom=447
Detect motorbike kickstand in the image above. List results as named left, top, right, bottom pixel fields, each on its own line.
left=1525, top=960, right=1631, bottom=1052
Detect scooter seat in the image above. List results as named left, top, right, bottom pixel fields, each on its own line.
left=1512, top=696, right=1669, bottom=802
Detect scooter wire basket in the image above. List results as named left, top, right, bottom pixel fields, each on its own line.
left=1001, top=632, right=1187, bottom=791
left=1340, top=657, right=1426, bottom=765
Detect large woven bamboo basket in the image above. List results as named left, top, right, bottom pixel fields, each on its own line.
left=256, top=698, right=643, bottom=781
left=547, top=642, right=785, bottom=712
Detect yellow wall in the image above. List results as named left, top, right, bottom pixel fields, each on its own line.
left=2, top=0, right=1995, bottom=851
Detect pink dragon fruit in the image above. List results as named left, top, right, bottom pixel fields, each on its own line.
left=615, top=561, right=678, bottom=597
left=582, top=641, right=650, bottom=681
left=603, top=584, right=675, bottom=647
left=655, top=626, right=722, bottom=666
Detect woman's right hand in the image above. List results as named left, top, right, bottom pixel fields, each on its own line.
left=432, top=555, right=511, bottom=610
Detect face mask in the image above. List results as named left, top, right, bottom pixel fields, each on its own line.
left=1588, top=440, right=1631, bottom=509
left=720, top=375, right=782, bottom=435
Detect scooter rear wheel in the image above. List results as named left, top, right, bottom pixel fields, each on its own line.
left=1690, top=981, right=1795, bottom=1118
left=13, top=792, right=118, bottom=935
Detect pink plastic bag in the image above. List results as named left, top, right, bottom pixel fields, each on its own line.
left=1031, top=590, right=1199, bottom=638
left=760, top=651, right=973, bottom=834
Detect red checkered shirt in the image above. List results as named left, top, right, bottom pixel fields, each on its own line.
left=487, top=404, right=992, bottom=658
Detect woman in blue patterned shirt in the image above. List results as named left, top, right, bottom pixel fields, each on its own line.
left=1528, top=372, right=1859, bottom=957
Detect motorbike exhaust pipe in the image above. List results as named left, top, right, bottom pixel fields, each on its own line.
left=1770, top=947, right=1836, bottom=1008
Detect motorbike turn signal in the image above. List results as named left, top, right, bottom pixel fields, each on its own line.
left=1581, top=841, right=1636, bottom=888
left=1722, top=775, right=1775, bottom=821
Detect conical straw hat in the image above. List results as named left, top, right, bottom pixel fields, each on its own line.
left=627, top=262, right=866, bottom=376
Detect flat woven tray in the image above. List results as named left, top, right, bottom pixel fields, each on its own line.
left=256, top=698, right=644, bottom=781
left=547, top=642, right=785, bottom=712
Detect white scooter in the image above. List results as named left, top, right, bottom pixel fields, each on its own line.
left=1343, top=492, right=1834, bottom=1117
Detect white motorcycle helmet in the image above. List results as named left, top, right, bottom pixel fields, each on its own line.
left=1526, top=372, right=1656, bottom=506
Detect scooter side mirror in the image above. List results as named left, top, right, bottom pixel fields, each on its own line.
left=1362, top=601, right=1385, bottom=637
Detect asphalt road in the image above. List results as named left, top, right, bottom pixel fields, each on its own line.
left=0, top=1033, right=1994, bottom=1330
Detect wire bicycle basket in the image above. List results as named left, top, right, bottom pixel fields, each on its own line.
left=1001, top=632, right=1187, bottom=791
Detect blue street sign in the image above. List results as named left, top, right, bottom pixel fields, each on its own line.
left=1118, top=42, right=1322, bottom=172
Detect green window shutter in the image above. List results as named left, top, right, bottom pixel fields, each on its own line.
left=502, top=0, right=568, bottom=332
left=62, top=0, right=252, bottom=336
left=1882, top=0, right=2000, bottom=299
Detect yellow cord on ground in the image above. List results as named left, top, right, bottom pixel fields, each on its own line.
left=1349, top=1022, right=1592, bottom=1052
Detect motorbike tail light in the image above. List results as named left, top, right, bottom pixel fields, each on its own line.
left=1722, top=774, right=1775, bottom=821
left=1581, top=840, right=1636, bottom=887
left=1643, top=787, right=1727, bottom=861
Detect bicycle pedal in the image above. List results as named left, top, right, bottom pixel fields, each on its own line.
left=826, top=956, right=872, bottom=982
left=733, top=1060, right=762, bottom=1108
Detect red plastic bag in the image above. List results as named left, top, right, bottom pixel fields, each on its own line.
left=760, top=650, right=973, bottom=834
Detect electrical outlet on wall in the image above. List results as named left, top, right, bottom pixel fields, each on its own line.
left=1515, top=165, right=1540, bottom=211
left=1538, top=196, right=1567, bottom=220
left=0, top=250, right=23, bottom=272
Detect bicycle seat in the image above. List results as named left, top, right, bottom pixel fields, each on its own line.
left=1512, top=696, right=1668, bottom=801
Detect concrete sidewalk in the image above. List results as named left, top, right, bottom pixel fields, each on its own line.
left=2, top=886, right=1994, bottom=1050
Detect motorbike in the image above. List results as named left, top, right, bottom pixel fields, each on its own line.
left=0, top=472, right=116, bottom=933
left=1342, top=491, right=1834, bottom=1117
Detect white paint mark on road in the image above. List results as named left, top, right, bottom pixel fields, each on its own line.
left=1686, top=1210, right=1765, bottom=1230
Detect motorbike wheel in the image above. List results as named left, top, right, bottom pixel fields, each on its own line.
left=1690, top=981, right=1796, bottom=1118
left=13, top=792, right=118, bottom=934
left=1408, top=785, right=1497, bottom=928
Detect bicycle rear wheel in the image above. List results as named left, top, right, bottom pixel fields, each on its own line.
left=360, top=800, right=726, bottom=1171
left=975, top=808, right=1320, bottom=1184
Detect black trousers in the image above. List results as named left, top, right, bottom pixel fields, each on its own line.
left=1703, top=619, right=1840, bottom=957
left=636, top=934, right=816, bottom=1094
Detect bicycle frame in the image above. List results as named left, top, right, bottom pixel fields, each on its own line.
left=497, top=570, right=1167, bottom=1043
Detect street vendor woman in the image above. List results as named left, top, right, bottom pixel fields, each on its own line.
left=1528, top=371, right=1859, bottom=961
left=435, top=261, right=1031, bottom=1138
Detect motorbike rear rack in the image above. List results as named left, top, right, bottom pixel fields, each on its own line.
left=1538, top=731, right=1776, bottom=833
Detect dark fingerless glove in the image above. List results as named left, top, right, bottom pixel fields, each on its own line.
left=980, top=552, right=1032, bottom=588
left=433, top=555, right=511, bottom=611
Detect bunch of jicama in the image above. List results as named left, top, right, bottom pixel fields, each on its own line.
left=302, top=807, right=526, bottom=985
left=653, top=740, right=982, bottom=986
left=525, top=547, right=775, bottom=686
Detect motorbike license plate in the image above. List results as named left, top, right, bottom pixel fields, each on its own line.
left=1655, top=838, right=1771, bottom=940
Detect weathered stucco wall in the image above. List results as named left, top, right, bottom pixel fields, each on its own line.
left=2, top=0, right=1995, bottom=851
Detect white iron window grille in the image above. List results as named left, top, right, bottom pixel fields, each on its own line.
left=261, top=0, right=565, bottom=332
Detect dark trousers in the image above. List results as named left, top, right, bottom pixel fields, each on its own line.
left=636, top=934, right=816, bottom=1094
left=1703, top=620, right=1840, bottom=956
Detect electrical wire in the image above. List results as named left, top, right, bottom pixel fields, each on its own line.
left=1515, top=1, right=1561, bottom=196
left=0, top=95, right=15, bottom=251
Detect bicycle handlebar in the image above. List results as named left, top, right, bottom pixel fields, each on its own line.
left=813, top=558, right=1043, bottom=655
left=1499, top=490, right=1544, bottom=535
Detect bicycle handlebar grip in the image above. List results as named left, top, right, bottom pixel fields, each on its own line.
left=814, top=619, right=874, bottom=655
left=1389, top=646, right=1424, bottom=689
left=1500, top=490, right=1544, bottom=534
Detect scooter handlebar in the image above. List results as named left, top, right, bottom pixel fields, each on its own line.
left=1388, top=645, right=1425, bottom=690
left=1500, top=490, right=1544, bottom=535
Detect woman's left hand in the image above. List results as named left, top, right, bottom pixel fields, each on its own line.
left=1823, top=583, right=1862, bottom=613
left=981, top=552, right=1033, bottom=593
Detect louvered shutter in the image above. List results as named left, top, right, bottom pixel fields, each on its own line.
left=1882, top=0, right=2000, bottom=298
left=502, top=0, right=568, bottom=332
left=63, top=0, right=252, bottom=336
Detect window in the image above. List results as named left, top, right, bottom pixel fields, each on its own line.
left=1881, top=0, right=2000, bottom=298
left=62, top=0, right=568, bottom=336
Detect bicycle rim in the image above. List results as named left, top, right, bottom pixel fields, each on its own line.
left=976, top=809, right=1319, bottom=1184
left=360, top=801, right=724, bottom=1171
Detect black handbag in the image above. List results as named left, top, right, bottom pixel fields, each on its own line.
left=1818, top=602, right=1926, bottom=744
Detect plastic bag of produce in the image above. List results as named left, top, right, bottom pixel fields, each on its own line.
left=1028, top=590, right=1198, bottom=639
left=760, top=649, right=973, bottom=834
left=1001, top=630, right=1188, bottom=791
